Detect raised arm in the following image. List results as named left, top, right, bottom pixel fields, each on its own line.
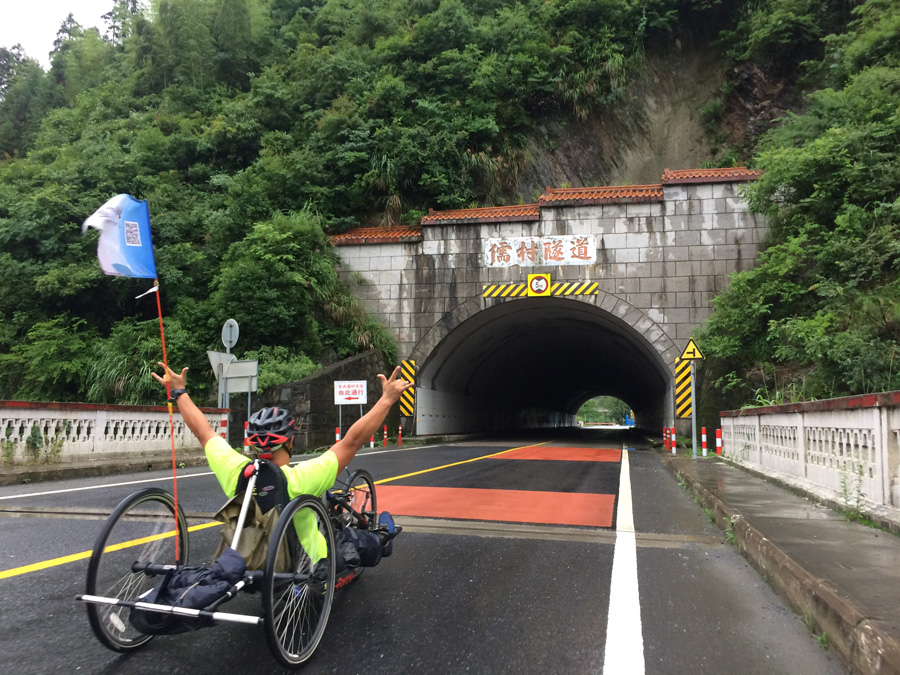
left=329, top=367, right=413, bottom=473
left=151, top=363, right=217, bottom=448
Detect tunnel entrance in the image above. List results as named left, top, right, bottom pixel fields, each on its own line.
left=413, top=297, right=672, bottom=435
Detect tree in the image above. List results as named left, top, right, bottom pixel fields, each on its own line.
left=0, top=46, right=26, bottom=100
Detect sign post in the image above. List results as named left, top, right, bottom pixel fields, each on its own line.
left=334, top=380, right=367, bottom=440
left=224, top=359, right=258, bottom=438
left=678, top=338, right=705, bottom=458
left=219, top=319, right=239, bottom=408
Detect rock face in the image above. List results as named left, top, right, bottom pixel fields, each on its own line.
left=516, top=41, right=728, bottom=196
left=514, top=37, right=800, bottom=199
left=724, top=61, right=805, bottom=152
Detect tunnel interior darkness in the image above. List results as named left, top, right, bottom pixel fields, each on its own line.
left=418, top=297, right=671, bottom=420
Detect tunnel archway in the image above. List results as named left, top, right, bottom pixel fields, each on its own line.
left=410, top=295, right=674, bottom=435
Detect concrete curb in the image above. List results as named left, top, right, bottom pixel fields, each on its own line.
left=716, top=455, right=900, bottom=537
left=662, top=455, right=900, bottom=675
left=0, top=454, right=210, bottom=487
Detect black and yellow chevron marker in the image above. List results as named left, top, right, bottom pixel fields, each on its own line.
left=482, top=281, right=599, bottom=298
left=399, top=359, right=416, bottom=417
left=482, top=283, right=528, bottom=298
left=550, top=281, right=599, bottom=296
left=675, top=357, right=692, bottom=419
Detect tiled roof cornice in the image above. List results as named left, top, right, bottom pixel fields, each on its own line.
left=661, top=167, right=762, bottom=184
left=331, top=226, right=422, bottom=246
left=420, top=203, right=540, bottom=225
left=539, top=184, right=663, bottom=206
left=333, top=167, right=765, bottom=237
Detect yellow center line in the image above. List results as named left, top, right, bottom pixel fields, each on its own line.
left=3, top=441, right=550, bottom=580
left=0, top=521, right=222, bottom=580
left=374, top=441, right=549, bottom=485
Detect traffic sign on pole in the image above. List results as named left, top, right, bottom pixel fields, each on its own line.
left=221, top=319, right=239, bottom=350
left=208, top=351, right=237, bottom=381
left=679, top=337, right=704, bottom=361
left=334, top=381, right=367, bottom=405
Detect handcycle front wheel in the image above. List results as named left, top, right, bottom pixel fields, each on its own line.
left=262, top=494, right=336, bottom=668
left=344, top=469, right=377, bottom=580
left=85, top=487, right=189, bottom=652
left=346, top=468, right=377, bottom=529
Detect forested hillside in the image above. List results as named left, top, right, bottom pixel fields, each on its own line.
left=0, top=0, right=898, bottom=408
left=699, top=0, right=900, bottom=406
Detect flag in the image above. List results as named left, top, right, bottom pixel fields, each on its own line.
left=82, top=194, right=157, bottom=278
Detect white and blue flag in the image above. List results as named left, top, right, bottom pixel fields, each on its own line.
left=82, top=194, right=157, bottom=278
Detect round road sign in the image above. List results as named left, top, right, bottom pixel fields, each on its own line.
left=529, top=275, right=549, bottom=294
left=221, top=319, right=239, bottom=350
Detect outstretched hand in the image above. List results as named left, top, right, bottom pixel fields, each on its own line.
left=151, top=362, right=188, bottom=391
left=378, top=366, right=414, bottom=404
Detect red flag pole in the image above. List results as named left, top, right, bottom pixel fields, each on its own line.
left=154, top=279, right=181, bottom=560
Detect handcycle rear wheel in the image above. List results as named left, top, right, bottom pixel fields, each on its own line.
left=85, top=487, right=189, bottom=652
left=262, top=494, right=336, bottom=668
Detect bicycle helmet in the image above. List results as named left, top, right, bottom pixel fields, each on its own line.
left=246, top=407, right=297, bottom=455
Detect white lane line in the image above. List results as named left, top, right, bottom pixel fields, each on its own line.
left=603, top=447, right=645, bottom=674
left=0, top=471, right=214, bottom=501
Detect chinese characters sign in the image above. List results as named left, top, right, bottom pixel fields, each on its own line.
left=484, top=235, right=597, bottom=268
left=334, top=380, right=368, bottom=405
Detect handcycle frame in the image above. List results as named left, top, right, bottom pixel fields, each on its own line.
left=77, top=460, right=382, bottom=668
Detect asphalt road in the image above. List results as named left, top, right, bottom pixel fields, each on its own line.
left=0, top=429, right=848, bottom=674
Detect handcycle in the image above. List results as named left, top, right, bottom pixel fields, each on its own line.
left=77, top=460, right=388, bottom=668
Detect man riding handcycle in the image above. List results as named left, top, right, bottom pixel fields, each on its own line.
left=78, top=362, right=412, bottom=668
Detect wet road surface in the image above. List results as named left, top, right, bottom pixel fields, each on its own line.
left=0, top=429, right=847, bottom=674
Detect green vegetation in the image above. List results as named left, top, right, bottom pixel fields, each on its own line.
left=0, top=0, right=898, bottom=408
left=577, top=396, right=631, bottom=424
left=0, top=0, right=691, bottom=404
left=699, top=0, right=900, bottom=405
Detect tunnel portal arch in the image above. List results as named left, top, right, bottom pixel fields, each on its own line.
left=410, top=294, right=674, bottom=434
left=332, top=168, right=768, bottom=436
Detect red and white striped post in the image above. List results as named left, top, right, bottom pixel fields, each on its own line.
left=244, top=421, right=250, bottom=449
left=398, top=424, right=402, bottom=446
left=335, top=427, right=341, bottom=442
left=701, top=427, right=707, bottom=457
left=716, top=428, right=722, bottom=455
left=383, top=424, right=388, bottom=447
left=671, top=427, right=677, bottom=454
left=370, top=435, right=374, bottom=449
left=664, top=427, right=670, bottom=451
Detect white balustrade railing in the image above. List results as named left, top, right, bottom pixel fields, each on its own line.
left=0, top=401, right=228, bottom=465
left=721, top=391, right=900, bottom=509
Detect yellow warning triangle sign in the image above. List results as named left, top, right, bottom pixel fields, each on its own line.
left=679, top=338, right=705, bottom=360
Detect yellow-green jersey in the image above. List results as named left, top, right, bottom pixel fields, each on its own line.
left=204, top=435, right=338, bottom=562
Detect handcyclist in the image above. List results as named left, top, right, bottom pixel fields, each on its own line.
left=151, top=362, right=412, bottom=564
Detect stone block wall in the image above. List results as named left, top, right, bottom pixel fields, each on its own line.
left=230, top=350, right=398, bottom=452
left=335, top=180, right=766, bottom=369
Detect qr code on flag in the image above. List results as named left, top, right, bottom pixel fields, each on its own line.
left=124, top=220, right=142, bottom=247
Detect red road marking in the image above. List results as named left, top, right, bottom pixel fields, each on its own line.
left=497, top=446, right=622, bottom=462
left=377, top=485, right=615, bottom=527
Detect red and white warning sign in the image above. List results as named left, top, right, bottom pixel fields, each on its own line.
left=527, top=273, right=551, bottom=297
left=334, top=380, right=368, bottom=405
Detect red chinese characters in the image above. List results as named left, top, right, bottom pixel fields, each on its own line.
left=484, top=235, right=596, bottom=267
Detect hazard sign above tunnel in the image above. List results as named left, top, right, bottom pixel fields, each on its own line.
left=482, top=277, right=599, bottom=298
